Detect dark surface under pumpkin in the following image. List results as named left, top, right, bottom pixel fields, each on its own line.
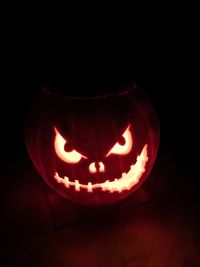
left=25, top=85, right=159, bottom=206
left=1, top=133, right=200, bottom=267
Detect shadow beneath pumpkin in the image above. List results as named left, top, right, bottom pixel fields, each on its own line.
left=2, top=146, right=200, bottom=267
left=46, top=185, right=152, bottom=229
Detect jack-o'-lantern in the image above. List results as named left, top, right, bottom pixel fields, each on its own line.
left=25, top=83, right=159, bottom=206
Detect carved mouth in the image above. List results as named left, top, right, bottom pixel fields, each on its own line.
left=54, top=145, right=148, bottom=193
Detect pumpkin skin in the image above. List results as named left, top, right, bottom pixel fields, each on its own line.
left=25, top=85, right=159, bottom=206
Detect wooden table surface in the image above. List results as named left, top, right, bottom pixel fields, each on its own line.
left=1, top=139, right=200, bottom=267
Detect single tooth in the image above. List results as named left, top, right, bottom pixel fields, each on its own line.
left=134, top=177, right=139, bottom=183
left=101, top=185, right=106, bottom=191
left=64, top=176, right=70, bottom=188
left=75, top=180, right=80, bottom=191
left=54, top=175, right=60, bottom=182
left=131, top=165, right=134, bottom=170
left=109, top=183, right=118, bottom=192
left=137, top=155, right=141, bottom=161
left=54, top=172, right=59, bottom=178
left=87, top=182, right=93, bottom=193
left=54, top=172, right=61, bottom=182
left=122, top=172, right=126, bottom=177
left=101, top=180, right=109, bottom=191
left=126, top=183, right=132, bottom=190
left=138, top=166, right=144, bottom=173
left=55, top=177, right=62, bottom=184
left=59, top=177, right=64, bottom=183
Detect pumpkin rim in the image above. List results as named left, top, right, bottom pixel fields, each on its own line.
left=43, top=83, right=136, bottom=100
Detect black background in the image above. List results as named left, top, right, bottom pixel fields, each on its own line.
left=2, top=26, right=199, bottom=175
left=1, top=17, right=200, bottom=266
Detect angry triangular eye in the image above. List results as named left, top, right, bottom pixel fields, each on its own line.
left=54, top=127, right=87, bottom=163
left=106, top=124, right=133, bottom=157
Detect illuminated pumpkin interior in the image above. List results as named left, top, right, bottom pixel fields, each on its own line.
left=53, top=124, right=149, bottom=193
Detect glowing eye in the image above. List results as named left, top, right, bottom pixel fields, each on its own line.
left=106, top=124, right=133, bottom=157
left=54, top=127, right=87, bottom=163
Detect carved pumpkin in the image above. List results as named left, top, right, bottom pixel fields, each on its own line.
left=25, top=84, right=159, bottom=206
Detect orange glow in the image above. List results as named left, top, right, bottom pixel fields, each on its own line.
left=99, top=162, right=105, bottom=172
left=89, top=162, right=96, bottom=173
left=106, top=124, right=133, bottom=157
left=54, top=127, right=87, bottom=163
left=89, top=162, right=105, bottom=173
left=54, top=144, right=148, bottom=193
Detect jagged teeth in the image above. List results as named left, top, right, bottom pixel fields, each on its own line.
left=55, top=172, right=61, bottom=183
left=75, top=180, right=80, bottom=191
left=101, top=180, right=110, bottom=191
left=64, top=176, right=70, bottom=188
left=87, top=182, right=93, bottom=192
left=54, top=144, right=148, bottom=193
